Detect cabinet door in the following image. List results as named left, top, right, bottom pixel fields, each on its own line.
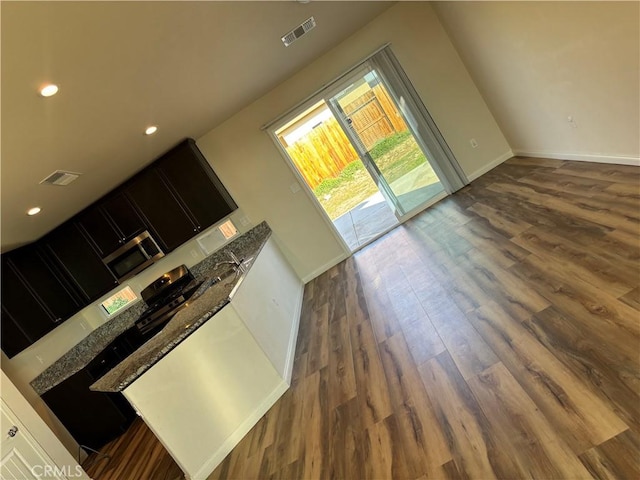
left=77, top=206, right=122, bottom=258
left=41, top=369, right=136, bottom=450
left=125, top=168, right=197, bottom=252
left=43, top=223, right=118, bottom=302
left=101, top=193, right=146, bottom=243
left=1, top=261, right=55, bottom=346
left=77, top=194, right=146, bottom=258
left=6, top=245, right=82, bottom=323
left=157, top=140, right=237, bottom=231
left=1, top=306, right=33, bottom=358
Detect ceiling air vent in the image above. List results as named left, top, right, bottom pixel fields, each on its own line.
left=282, top=16, right=316, bottom=47
left=39, top=170, right=82, bottom=186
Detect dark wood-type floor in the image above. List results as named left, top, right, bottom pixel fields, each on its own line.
left=83, top=417, right=183, bottom=480
left=85, top=157, right=640, bottom=479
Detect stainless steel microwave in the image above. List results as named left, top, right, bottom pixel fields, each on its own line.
left=102, top=231, right=164, bottom=282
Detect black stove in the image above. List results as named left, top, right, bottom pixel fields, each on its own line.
left=134, top=265, right=202, bottom=338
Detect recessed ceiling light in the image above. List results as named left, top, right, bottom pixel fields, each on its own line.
left=145, top=126, right=158, bottom=135
left=27, top=207, right=42, bottom=216
left=40, top=84, right=59, bottom=97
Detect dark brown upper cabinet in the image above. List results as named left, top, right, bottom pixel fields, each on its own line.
left=77, top=193, right=146, bottom=258
left=1, top=305, right=33, bottom=358
left=43, top=223, right=119, bottom=303
left=1, top=244, right=85, bottom=357
left=156, top=139, right=237, bottom=233
left=126, top=139, right=237, bottom=252
left=4, top=244, right=82, bottom=323
left=125, top=168, right=198, bottom=253
left=1, top=259, right=57, bottom=357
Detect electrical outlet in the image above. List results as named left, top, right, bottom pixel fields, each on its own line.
left=290, top=182, right=301, bottom=194
left=239, top=216, right=250, bottom=227
left=567, top=116, right=577, bottom=128
left=190, top=249, right=199, bottom=259
left=470, top=138, right=478, bottom=148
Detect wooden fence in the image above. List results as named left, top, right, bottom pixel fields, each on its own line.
left=285, top=84, right=409, bottom=189
left=286, top=117, right=359, bottom=189
left=343, top=84, right=408, bottom=150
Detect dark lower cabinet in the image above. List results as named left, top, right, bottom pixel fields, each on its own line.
left=43, top=223, right=118, bottom=302
left=41, top=328, right=144, bottom=449
left=42, top=368, right=136, bottom=450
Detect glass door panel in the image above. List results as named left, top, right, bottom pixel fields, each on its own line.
left=326, top=68, right=444, bottom=217
left=270, top=47, right=462, bottom=253
left=273, top=100, right=399, bottom=252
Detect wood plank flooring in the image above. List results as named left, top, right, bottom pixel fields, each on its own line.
left=82, top=417, right=183, bottom=480
left=84, top=157, right=640, bottom=479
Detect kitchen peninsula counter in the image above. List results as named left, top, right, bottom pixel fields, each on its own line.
left=95, top=222, right=303, bottom=480
left=90, top=223, right=270, bottom=393
left=31, top=222, right=271, bottom=396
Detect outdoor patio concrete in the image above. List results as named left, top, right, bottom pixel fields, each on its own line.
left=333, top=191, right=398, bottom=250
left=332, top=163, right=444, bottom=250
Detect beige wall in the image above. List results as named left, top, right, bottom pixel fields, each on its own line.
left=197, top=1, right=511, bottom=281
left=433, top=1, right=640, bottom=162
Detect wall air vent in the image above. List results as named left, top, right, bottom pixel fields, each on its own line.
left=282, top=16, right=316, bottom=47
left=39, top=170, right=82, bottom=186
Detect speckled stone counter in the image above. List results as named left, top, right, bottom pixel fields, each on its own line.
left=30, top=303, right=147, bottom=396
left=30, top=221, right=271, bottom=396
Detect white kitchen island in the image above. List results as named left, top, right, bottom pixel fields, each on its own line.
left=92, top=232, right=304, bottom=479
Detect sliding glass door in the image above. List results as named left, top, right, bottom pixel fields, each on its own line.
left=269, top=45, right=468, bottom=252
left=326, top=66, right=445, bottom=218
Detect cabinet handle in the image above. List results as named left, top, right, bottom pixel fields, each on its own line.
left=7, top=426, right=18, bottom=437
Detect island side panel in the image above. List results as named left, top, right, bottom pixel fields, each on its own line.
left=230, top=237, right=304, bottom=382
left=122, top=305, right=287, bottom=480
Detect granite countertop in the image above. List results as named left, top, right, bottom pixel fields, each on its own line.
left=30, top=221, right=271, bottom=396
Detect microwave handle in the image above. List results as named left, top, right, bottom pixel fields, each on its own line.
left=139, top=234, right=164, bottom=260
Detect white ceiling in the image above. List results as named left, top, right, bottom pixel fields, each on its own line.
left=1, top=1, right=393, bottom=251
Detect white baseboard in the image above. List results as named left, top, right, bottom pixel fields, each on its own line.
left=512, top=150, right=640, bottom=167
left=301, top=252, right=347, bottom=283
left=467, top=150, right=514, bottom=182
left=283, top=282, right=305, bottom=384
left=192, top=380, right=289, bottom=480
